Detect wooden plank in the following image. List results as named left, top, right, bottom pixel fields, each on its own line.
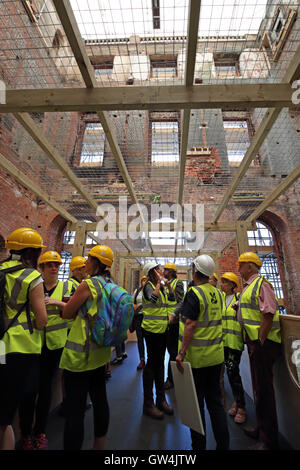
left=213, top=43, right=300, bottom=224
left=246, top=162, right=300, bottom=223
left=53, top=0, right=151, bottom=254
left=185, top=0, right=201, bottom=87
left=213, top=107, right=281, bottom=223
left=71, top=221, right=255, bottom=232
left=52, top=0, right=96, bottom=88
left=72, top=222, right=86, bottom=257
left=116, top=250, right=222, bottom=259
left=0, top=152, right=77, bottom=223
left=1, top=83, right=294, bottom=113
left=236, top=223, right=249, bottom=255
left=14, top=112, right=99, bottom=212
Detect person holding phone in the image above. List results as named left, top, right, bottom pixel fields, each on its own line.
left=141, top=262, right=175, bottom=420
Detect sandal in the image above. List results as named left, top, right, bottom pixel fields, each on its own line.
left=234, top=408, right=247, bottom=424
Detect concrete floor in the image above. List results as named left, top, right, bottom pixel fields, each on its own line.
left=44, top=341, right=291, bottom=451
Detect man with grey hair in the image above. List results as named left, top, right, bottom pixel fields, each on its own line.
left=236, top=252, right=281, bottom=450
left=176, top=254, right=229, bottom=451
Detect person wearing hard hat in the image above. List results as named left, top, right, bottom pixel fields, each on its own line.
left=0, top=228, right=48, bottom=451
left=236, top=252, right=281, bottom=450
left=131, top=275, right=148, bottom=370
left=18, top=250, right=74, bottom=450
left=209, top=272, right=218, bottom=287
left=60, top=245, right=114, bottom=450
left=141, top=261, right=175, bottom=420
left=176, top=254, right=229, bottom=451
left=69, top=256, right=87, bottom=288
left=220, top=272, right=246, bottom=424
left=163, top=262, right=184, bottom=390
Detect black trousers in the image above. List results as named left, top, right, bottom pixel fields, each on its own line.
left=0, top=353, right=39, bottom=426
left=63, top=365, right=109, bottom=450
left=142, top=329, right=167, bottom=403
left=166, top=322, right=179, bottom=383
left=19, top=345, right=63, bottom=436
left=135, top=315, right=145, bottom=361
left=191, top=364, right=230, bottom=450
left=246, top=336, right=281, bottom=449
left=224, top=346, right=245, bottom=409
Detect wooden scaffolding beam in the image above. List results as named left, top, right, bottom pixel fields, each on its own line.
left=0, top=83, right=294, bottom=113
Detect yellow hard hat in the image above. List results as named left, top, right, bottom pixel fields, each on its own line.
left=212, top=272, right=218, bottom=280
left=164, top=262, right=177, bottom=272
left=220, top=272, right=239, bottom=287
left=38, top=251, right=62, bottom=266
left=5, top=228, right=45, bottom=251
left=141, top=275, right=147, bottom=281
left=236, top=252, right=262, bottom=268
left=70, top=256, right=86, bottom=271
left=87, top=245, right=114, bottom=267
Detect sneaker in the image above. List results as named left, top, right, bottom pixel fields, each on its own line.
left=111, top=357, right=123, bottom=365
left=21, top=437, right=34, bottom=451
left=33, top=434, right=48, bottom=450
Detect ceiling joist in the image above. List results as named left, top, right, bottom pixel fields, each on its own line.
left=0, top=83, right=294, bottom=114
left=0, top=151, right=77, bottom=223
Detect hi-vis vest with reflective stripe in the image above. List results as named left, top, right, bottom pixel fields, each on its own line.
left=0, top=260, right=42, bottom=355
left=43, top=280, right=73, bottom=350
left=239, top=275, right=281, bottom=344
left=165, top=278, right=180, bottom=315
left=179, top=283, right=224, bottom=368
left=222, top=293, right=243, bottom=351
left=142, top=281, right=169, bottom=334
left=69, top=277, right=80, bottom=288
left=59, top=277, right=111, bottom=372
left=68, top=277, right=80, bottom=328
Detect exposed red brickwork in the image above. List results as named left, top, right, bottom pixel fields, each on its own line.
left=185, top=148, right=222, bottom=184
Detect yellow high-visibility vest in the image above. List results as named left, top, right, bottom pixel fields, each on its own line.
left=239, top=276, right=281, bottom=343
left=179, top=283, right=224, bottom=368
left=43, top=280, right=73, bottom=350
left=60, top=277, right=111, bottom=372
left=222, top=293, right=243, bottom=351
left=142, top=281, right=169, bottom=334
left=0, top=260, right=42, bottom=355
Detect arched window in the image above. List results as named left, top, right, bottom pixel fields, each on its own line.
left=247, top=221, right=284, bottom=307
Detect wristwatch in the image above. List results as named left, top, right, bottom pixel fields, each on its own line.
left=179, top=350, right=185, bottom=358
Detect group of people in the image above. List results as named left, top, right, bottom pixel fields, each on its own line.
left=130, top=252, right=281, bottom=451
left=0, top=226, right=282, bottom=451
left=0, top=228, right=114, bottom=450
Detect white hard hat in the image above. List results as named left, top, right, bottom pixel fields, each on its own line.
left=142, top=261, right=159, bottom=277
left=193, top=255, right=215, bottom=278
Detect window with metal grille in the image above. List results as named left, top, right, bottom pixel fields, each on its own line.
left=58, top=250, right=72, bottom=282
left=94, top=61, right=113, bottom=78
left=63, top=231, right=75, bottom=245
left=151, top=121, right=179, bottom=165
left=247, top=222, right=284, bottom=301
left=80, top=122, right=105, bottom=166
left=223, top=120, right=250, bottom=164
left=151, top=60, right=177, bottom=79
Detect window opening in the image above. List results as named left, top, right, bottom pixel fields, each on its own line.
left=223, top=120, right=250, bottom=164
left=58, top=250, right=72, bottom=282
left=247, top=222, right=284, bottom=301
left=151, top=60, right=177, bottom=79
left=80, top=123, right=105, bottom=166
left=151, top=121, right=179, bottom=165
